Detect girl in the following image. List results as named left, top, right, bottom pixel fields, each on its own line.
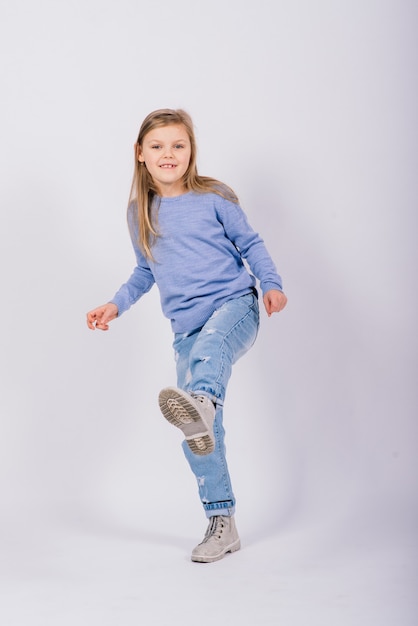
left=87, top=109, right=287, bottom=563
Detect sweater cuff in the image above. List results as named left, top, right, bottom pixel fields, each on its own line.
left=261, top=281, right=283, bottom=295
left=109, top=295, right=128, bottom=317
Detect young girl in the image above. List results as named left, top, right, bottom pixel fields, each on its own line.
left=87, top=109, right=287, bottom=563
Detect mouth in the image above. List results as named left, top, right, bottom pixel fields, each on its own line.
left=160, top=164, right=176, bottom=169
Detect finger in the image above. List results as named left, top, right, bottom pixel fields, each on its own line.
left=95, top=322, right=109, bottom=331
left=87, top=313, right=98, bottom=330
left=264, top=301, right=272, bottom=316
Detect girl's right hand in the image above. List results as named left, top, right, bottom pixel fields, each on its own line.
left=86, top=303, right=118, bottom=331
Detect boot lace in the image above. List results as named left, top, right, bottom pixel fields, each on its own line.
left=202, top=516, right=225, bottom=543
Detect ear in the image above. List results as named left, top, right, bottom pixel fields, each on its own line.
left=135, top=143, right=145, bottom=163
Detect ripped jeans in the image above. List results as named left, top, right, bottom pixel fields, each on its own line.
left=173, top=292, right=259, bottom=518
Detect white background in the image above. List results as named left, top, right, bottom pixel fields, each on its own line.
left=0, top=1, right=416, bottom=624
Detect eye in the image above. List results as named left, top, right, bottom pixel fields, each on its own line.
left=151, top=145, right=162, bottom=150
left=174, top=144, right=185, bottom=149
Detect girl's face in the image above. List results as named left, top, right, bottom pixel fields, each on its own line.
left=138, top=124, right=192, bottom=197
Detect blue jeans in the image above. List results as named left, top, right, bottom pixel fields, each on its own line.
left=172, top=292, right=259, bottom=518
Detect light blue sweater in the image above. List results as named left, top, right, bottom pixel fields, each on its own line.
left=111, top=192, right=283, bottom=333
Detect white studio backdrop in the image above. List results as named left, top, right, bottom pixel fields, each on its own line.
left=0, top=0, right=416, bottom=618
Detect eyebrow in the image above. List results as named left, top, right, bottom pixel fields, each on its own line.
left=145, top=137, right=188, bottom=144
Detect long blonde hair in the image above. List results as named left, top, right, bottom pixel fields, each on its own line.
left=128, top=108, right=238, bottom=259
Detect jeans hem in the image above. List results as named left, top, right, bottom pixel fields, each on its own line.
left=191, top=388, right=223, bottom=407
left=204, top=503, right=235, bottom=518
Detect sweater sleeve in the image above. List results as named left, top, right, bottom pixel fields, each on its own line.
left=216, top=197, right=284, bottom=294
left=109, top=204, right=155, bottom=316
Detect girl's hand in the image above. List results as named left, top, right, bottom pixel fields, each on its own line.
left=86, top=303, right=118, bottom=331
left=263, top=289, right=287, bottom=316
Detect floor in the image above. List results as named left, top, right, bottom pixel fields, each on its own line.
left=0, top=507, right=414, bottom=626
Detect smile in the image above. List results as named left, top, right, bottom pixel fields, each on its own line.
left=160, top=164, right=176, bottom=168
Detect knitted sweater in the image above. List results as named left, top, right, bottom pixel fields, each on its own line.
left=111, top=192, right=283, bottom=333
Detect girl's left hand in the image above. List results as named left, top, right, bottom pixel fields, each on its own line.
left=263, top=289, right=288, bottom=316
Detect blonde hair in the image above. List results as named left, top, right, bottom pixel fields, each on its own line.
left=128, top=108, right=238, bottom=259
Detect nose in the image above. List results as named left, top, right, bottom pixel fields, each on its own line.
left=162, top=144, right=174, bottom=158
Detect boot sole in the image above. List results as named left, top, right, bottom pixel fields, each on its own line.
left=191, top=539, right=241, bottom=563
left=158, top=387, right=215, bottom=456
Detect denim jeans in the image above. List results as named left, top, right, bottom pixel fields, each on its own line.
left=172, top=292, right=259, bottom=518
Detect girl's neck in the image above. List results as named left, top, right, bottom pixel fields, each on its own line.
left=157, top=184, right=188, bottom=198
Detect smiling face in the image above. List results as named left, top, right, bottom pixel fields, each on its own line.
left=137, top=124, right=192, bottom=197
